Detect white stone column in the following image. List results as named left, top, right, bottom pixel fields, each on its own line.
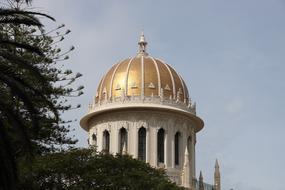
left=146, top=127, right=150, bottom=163
left=193, top=132, right=196, bottom=177
left=188, top=132, right=193, bottom=180
left=171, top=133, right=175, bottom=168
left=153, top=128, right=158, bottom=167
left=181, top=146, right=191, bottom=188
left=126, top=125, right=130, bottom=154
left=164, top=129, right=168, bottom=167
left=108, top=125, right=113, bottom=154
left=97, top=127, right=102, bottom=152
left=112, top=126, right=119, bottom=154
left=133, top=126, right=138, bottom=158
left=181, top=132, right=186, bottom=168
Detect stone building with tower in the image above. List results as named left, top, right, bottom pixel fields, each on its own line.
left=80, top=33, right=221, bottom=190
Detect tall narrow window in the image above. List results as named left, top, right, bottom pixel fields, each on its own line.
left=157, top=128, right=165, bottom=163
left=138, top=127, right=146, bottom=161
left=103, top=130, right=110, bottom=153
left=91, top=133, right=97, bottom=146
left=175, top=132, right=181, bottom=165
left=119, top=128, right=128, bottom=153
left=187, top=136, right=192, bottom=155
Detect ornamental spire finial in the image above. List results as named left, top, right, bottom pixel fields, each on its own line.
left=138, top=31, right=148, bottom=55
left=199, top=171, right=205, bottom=190
left=215, top=158, right=219, bottom=168
left=214, top=159, right=221, bottom=190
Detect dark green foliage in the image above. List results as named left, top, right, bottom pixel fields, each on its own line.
left=0, top=0, right=82, bottom=189
left=19, top=148, right=184, bottom=190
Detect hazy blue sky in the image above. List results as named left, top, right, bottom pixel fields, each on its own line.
left=28, top=0, right=285, bottom=189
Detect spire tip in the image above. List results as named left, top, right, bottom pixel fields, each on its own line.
left=215, top=159, right=219, bottom=168
left=138, top=31, right=148, bottom=55
left=199, top=170, right=204, bottom=180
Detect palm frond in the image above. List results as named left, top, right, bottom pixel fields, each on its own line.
left=0, top=73, right=39, bottom=130
left=0, top=9, right=55, bottom=21
left=0, top=17, right=42, bottom=26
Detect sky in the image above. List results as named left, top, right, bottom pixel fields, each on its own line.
left=16, top=0, right=285, bottom=189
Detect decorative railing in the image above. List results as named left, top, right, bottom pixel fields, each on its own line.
left=88, top=95, right=196, bottom=114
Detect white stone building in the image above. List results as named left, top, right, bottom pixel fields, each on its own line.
left=80, top=33, right=221, bottom=190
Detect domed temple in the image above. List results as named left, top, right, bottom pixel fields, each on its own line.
left=80, top=33, right=221, bottom=190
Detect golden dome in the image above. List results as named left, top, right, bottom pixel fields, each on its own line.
left=81, top=33, right=204, bottom=132
left=95, top=33, right=190, bottom=104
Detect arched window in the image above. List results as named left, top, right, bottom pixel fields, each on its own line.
left=91, top=133, right=97, bottom=146
left=175, top=132, right=181, bottom=165
left=187, top=136, right=192, bottom=158
left=119, top=128, right=128, bottom=153
left=157, top=128, right=165, bottom=163
left=103, top=130, right=110, bottom=153
left=138, top=127, right=146, bottom=161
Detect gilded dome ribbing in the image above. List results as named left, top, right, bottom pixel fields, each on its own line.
left=81, top=33, right=203, bottom=132
left=95, top=33, right=190, bottom=105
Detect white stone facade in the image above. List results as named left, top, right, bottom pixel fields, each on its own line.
left=87, top=109, right=197, bottom=186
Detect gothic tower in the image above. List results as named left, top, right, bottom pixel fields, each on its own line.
left=199, top=171, right=204, bottom=190
left=214, top=159, right=221, bottom=190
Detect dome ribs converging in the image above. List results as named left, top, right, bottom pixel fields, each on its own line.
left=144, top=57, right=159, bottom=97
left=127, top=57, right=141, bottom=97
left=112, top=59, right=129, bottom=98
left=150, top=56, right=161, bottom=96
left=168, top=64, right=187, bottom=102
left=141, top=55, right=145, bottom=97
left=98, top=63, right=116, bottom=102
left=96, top=56, right=190, bottom=104
left=164, top=62, right=176, bottom=99
left=181, top=79, right=189, bottom=103
left=125, top=57, right=135, bottom=96
left=96, top=77, right=103, bottom=103
left=177, top=72, right=187, bottom=103
left=92, top=33, right=199, bottom=125
left=156, top=59, right=173, bottom=100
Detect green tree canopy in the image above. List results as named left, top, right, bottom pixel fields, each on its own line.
left=0, top=0, right=82, bottom=189
left=19, top=148, right=184, bottom=190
